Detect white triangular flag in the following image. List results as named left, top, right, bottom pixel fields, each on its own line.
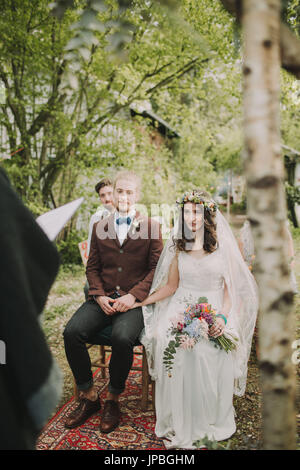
left=36, top=197, right=84, bottom=241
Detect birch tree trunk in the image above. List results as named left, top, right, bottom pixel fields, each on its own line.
left=242, top=0, right=297, bottom=449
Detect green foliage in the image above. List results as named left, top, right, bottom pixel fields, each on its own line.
left=193, top=435, right=231, bottom=450
left=285, top=182, right=300, bottom=206
left=56, top=229, right=86, bottom=265
left=230, top=199, right=247, bottom=214
left=0, top=1, right=243, bottom=207
left=290, top=226, right=300, bottom=242
left=57, top=261, right=85, bottom=277
left=25, top=199, right=50, bottom=218
left=282, top=0, right=300, bottom=35
left=50, top=0, right=75, bottom=20
left=2, top=0, right=299, bottom=250
left=285, top=182, right=300, bottom=227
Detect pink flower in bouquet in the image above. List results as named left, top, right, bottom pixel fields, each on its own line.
left=179, top=335, right=195, bottom=350
left=170, top=313, right=185, bottom=329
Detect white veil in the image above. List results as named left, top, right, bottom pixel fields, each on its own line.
left=240, top=218, right=298, bottom=294
left=140, top=208, right=259, bottom=397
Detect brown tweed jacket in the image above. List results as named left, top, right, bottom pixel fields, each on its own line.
left=86, top=210, right=163, bottom=302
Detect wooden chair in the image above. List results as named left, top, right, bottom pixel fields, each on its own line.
left=73, top=325, right=155, bottom=411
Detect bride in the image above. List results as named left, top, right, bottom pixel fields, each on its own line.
left=135, top=190, right=259, bottom=449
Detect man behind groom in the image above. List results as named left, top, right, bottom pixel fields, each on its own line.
left=63, top=170, right=163, bottom=433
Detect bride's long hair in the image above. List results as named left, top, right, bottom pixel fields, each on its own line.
left=172, top=190, right=218, bottom=253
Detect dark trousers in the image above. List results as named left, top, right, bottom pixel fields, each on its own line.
left=83, top=280, right=89, bottom=301
left=63, top=297, right=144, bottom=395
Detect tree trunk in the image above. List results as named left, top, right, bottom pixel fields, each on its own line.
left=242, top=0, right=297, bottom=449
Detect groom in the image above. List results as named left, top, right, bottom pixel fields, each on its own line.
left=63, top=170, right=163, bottom=433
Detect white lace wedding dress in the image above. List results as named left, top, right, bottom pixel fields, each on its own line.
left=153, top=248, right=236, bottom=449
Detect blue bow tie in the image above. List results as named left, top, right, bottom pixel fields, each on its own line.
left=116, top=216, right=132, bottom=225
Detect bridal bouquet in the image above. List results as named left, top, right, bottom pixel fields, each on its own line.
left=163, top=297, right=237, bottom=376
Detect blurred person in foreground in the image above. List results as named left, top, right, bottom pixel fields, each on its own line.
left=0, top=167, right=62, bottom=450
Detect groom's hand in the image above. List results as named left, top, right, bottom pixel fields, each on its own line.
left=112, top=293, right=136, bottom=313
left=95, top=295, right=116, bottom=315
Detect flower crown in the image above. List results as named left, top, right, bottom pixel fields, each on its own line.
left=176, top=190, right=218, bottom=213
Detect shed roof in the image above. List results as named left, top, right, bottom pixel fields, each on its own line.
left=129, top=105, right=181, bottom=139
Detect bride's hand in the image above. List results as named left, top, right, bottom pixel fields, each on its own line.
left=209, top=317, right=225, bottom=337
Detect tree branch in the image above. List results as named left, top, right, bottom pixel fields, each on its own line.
left=0, top=64, right=25, bottom=133
left=27, top=59, right=67, bottom=136
left=0, top=104, right=16, bottom=153
left=146, top=56, right=207, bottom=95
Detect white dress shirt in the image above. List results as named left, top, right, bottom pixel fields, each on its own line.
left=114, top=208, right=136, bottom=246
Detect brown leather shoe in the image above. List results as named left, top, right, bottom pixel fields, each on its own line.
left=100, top=400, right=121, bottom=434
left=64, top=396, right=101, bottom=429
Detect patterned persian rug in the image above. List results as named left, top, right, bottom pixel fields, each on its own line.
left=36, top=354, right=166, bottom=450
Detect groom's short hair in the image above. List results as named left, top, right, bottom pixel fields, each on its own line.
left=113, top=170, right=142, bottom=195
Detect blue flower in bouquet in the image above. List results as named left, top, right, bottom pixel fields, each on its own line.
left=183, top=319, right=202, bottom=338
left=183, top=318, right=209, bottom=340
